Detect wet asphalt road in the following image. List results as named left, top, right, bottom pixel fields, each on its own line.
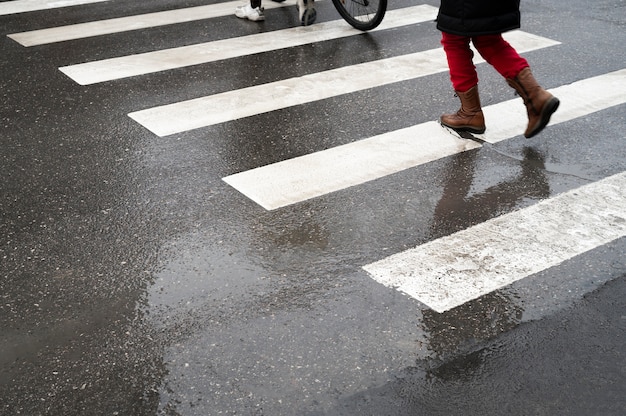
left=1, top=0, right=625, bottom=415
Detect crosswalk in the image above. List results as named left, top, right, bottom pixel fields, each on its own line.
left=127, top=31, right=557, bottom=135
left=222, top=69, right=626, bottom=210
left=58, top=5, right=438, bottom=86
left=5, top=1, right=625, bottom=313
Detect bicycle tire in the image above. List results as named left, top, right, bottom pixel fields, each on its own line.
left=331, top=0, right=387, bottom=31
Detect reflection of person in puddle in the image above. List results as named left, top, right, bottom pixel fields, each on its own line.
left=431, top=146, right=550, bottom=237
left=421, top=290, right=523, bottom=360
left=422, top=147, right=549, bottom=356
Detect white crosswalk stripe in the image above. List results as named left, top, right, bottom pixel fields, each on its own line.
left=8, top=0, right=305, bottom=46
left=363, top=171, right=626, bottom=313
left=5, top=2, right=625, bottom=313
left=58, top=5, right=438, bottom=85
left=225, top=122, right=481, bottom=210
left=0, top=0, right=109, bottom=16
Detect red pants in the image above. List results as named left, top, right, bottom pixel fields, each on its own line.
left=441, top=32, right=529, bottom=92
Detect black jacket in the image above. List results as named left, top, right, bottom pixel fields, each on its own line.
left=437, top=0, right=521, bottom=36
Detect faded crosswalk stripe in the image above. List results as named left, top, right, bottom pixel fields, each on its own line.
left=8, top=0, right=305, bottom=46
left=222, top=69, right=626, bottom=210
left=0, top=0, right=108, bottom=16
left=363, top=171, right=626, bottom=313
left=129, top=30, right=559, bottom=136
left=58, top=5, right=438, bottom=85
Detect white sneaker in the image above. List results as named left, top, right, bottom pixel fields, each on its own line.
left=296, top=0, right=316, bottom=26
left=235, top=4, right=265, bottom=21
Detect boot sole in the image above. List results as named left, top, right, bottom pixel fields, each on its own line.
left=440, top=120, right=486, bottom=134
left=525, top=97, right=560, bottom=138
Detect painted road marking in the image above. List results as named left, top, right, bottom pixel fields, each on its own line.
left=479, top=69, right=626, bottom=143
left=7, top=0, right=306, bottom=46
left=128, top=30, right=558, bottom=136
left=0, top=0, right=108, bottom=16
left=59, top=5, right=438, bottom=85
left=222, top=69, right=626, bottom=210
left=225, top=123, right=481, bottom=210
left=363, top=171, right=626, bottom=313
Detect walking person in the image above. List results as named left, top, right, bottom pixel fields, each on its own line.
left=235, top=0, right=317, bottom=25
left=437, top=0, right=559, bottom=138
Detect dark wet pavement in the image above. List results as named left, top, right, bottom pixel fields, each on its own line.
left=1, top=0, right=625, bottom=414
left=315, top=275, right=626, bottom=416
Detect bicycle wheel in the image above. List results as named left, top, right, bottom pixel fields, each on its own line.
left=331, top=0, right=387, bottom=31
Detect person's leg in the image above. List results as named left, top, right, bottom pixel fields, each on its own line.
left=441, top=32, right=478, bottom=93
left=472, top=34, right=528, bottom=79
left=440, top=32, right=485, bottom=133
left=473, top=34, right=559, bottom=138
left=507, top=68, right=560, bottom=138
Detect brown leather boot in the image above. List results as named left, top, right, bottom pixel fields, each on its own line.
left=506, top=67, right=560, bottom=138
left=440, top=85, right=486, bottom=134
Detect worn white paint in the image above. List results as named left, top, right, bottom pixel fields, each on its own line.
left=224, top=122, right=481, bottom=210
left=480, top=69, right=626, bottom=143
left=8, top=0, right=303, bottom=46
left=0, top=0, right=109, bottom=16
left=363, top=171, right=626, bottom=313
